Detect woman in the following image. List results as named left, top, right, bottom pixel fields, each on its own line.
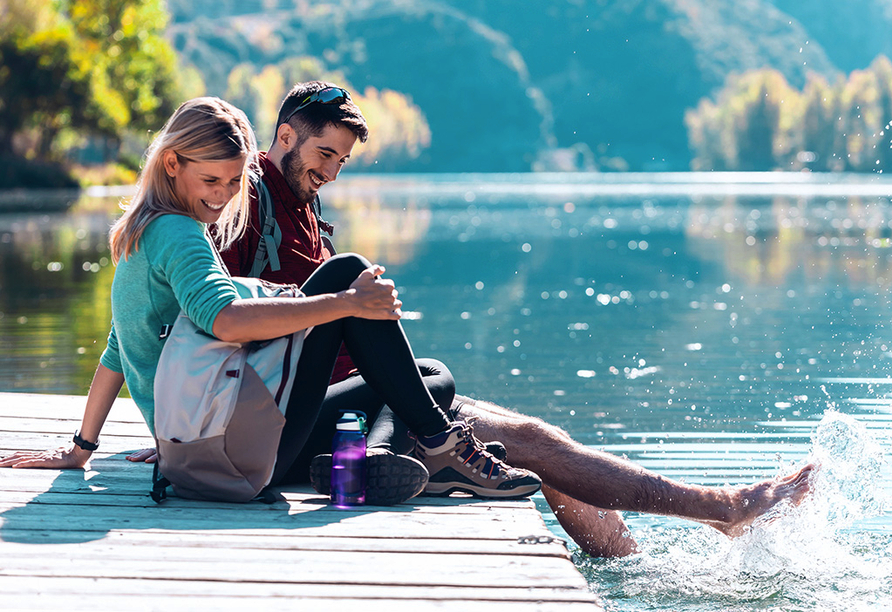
left=0, top=97, right=541, bottom=502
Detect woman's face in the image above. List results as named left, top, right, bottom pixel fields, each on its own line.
left=163, top=152, right=246, bottom=224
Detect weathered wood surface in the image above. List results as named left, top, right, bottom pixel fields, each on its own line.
left=0, top=392, right=602, bottom=611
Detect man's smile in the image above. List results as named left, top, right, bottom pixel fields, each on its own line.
left=308, top=171, right=326, bottom=189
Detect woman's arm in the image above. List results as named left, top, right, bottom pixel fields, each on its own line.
left=213, top=264, right=403, bottom=343
left=0, top=364, right=124, bottom=469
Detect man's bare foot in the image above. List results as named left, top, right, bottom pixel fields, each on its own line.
left=705, top=464, right=815, bottom=537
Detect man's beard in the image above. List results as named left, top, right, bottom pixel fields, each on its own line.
left=281, top=147, right=315, bottom=205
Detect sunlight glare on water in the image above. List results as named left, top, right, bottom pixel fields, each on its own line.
left=580, top=410, right=890, bottom=611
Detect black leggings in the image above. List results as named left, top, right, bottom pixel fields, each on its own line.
left=271, top=253, right=452, bottom=485
left=274, top=359, right=454, bottom=485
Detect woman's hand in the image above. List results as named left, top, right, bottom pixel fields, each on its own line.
left=0, top=444, right=92, bottom=469
left=126, top=448, right=157, bottom=463
left=0, top=365, right=124, bottom=471
left=214, top=264, right=405, bottom=342
left=345, top=265, right=403, bottom=320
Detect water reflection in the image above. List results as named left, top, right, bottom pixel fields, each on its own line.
left=0, top=207, right=117, bottom=393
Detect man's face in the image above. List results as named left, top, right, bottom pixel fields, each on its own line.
left=281, top=123, right=357, bottom=204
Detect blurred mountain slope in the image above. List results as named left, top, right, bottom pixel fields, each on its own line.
left=166, top=0, right=877, bottom=171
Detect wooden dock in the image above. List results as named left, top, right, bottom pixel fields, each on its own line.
left=0, top=392, right=602, bottom=611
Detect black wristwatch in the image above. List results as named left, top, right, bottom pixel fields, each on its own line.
left=73, top=431, right=99, bottom=451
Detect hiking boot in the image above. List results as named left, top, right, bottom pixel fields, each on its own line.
left=414, top=422, right=541, bottom=499
left=448, top=400, right=508, bottom=462
left=483, top=440, right=508, bottom=462
left=310, top=449, right=429, bottom=506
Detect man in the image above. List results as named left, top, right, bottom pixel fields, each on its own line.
left=219, top=82, right=541, bottom=503
left=221, top=81, right=813, bottom=557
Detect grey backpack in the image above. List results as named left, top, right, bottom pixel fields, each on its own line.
left=150, top=277, right=307, bottom=503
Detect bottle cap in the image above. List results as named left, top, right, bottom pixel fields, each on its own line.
left=336, top=410, right=368, bottom=434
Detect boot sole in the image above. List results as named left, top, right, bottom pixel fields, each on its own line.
left=310, top=454, right=429, bottom=506
left=423, top=480, right=542, bottom=500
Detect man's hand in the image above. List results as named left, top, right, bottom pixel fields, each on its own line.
left=126, top=448, right=157, bottom=463
left=0, top=445, right=92, bottom=469
left=345, top=265, right=403, bottom=320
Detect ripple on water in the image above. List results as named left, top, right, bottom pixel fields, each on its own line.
left=577, top=410, right=891, bottom=611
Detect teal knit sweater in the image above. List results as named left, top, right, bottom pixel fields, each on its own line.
left=100, top=214, right=239, bottom=434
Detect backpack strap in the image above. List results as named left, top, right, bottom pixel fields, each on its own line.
left=313, top=195, right=335, bottom=237
left=249, top=176, right=282, bottom=277
left=248, top=175, right=336, bottom=278
left=150, top=462, right=170, bottom=504
left=253, top=487, right=280, bottom=504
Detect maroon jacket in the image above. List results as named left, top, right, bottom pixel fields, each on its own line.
left=220, top=153, right=357, bottom=383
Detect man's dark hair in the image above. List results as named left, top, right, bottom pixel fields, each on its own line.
left=274, top=81, right=369, bottom=148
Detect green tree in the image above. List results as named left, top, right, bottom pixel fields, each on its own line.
left=735, top=82, right=777, bottom=171
left=685, top=97, right=730, bottom=171
left=840, top=67, right=881, bottom=172
left=0, top=0, right=181, bottom=168
left=225, top=56, right=431, bottom=167
left=800, top=75, right=842, bottom=171
left=225, top=63, right=263, bottom=132
left=0, top=2, right=96, bottom=157
left=732, top=71, right=797, bottom=171
left=869, top=55, right=892, bottom=174
left=64, top=0, right=181, bottom=153
left=686, top=70, right=796, bottom=171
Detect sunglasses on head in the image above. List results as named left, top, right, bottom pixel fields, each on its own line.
left=280, top=87, right=351, bottom=125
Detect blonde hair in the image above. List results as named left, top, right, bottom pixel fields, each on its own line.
left=109, top=97, right=258, bottom=264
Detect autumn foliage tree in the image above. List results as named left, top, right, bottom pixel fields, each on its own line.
left=0, top=0, right=181, bottom=184
left=224, top=56, right=431, bottom=169
left=686, top=56, right=892, bottom=173
left=686, top=70, right=799, bottom=171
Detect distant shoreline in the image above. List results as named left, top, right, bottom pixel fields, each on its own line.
left=3, top=172, right=891, bottom=213
left=325, top=171, right=892, bottom=199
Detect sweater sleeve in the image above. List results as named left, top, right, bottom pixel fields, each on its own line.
left=145, top=216, right=240, bottom=335
left=99, top=321, right=123, bottom=373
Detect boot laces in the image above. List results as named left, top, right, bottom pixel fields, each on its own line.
left=457, top=422, right=507, bottom=470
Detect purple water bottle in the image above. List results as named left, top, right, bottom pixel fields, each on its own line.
left=331, top=410, right=367, bottom=507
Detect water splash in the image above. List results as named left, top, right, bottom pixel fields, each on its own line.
left=808, top=410, right=885, bottom=525
left=580, top=410, right=891, bottom=611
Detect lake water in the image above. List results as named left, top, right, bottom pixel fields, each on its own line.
left=1, top=173, right=890, bottom=610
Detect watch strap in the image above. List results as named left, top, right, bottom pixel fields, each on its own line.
left=73, top=431, right=99, bottom=452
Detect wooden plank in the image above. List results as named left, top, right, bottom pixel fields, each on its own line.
left=0, top=575, right=593, bottom=602
left=0, top=549, right=582, bottom=587
left=0, top=529, right=568, bottom=556
left=0, top=504, right=554, bottom=541
left=0, top=392, right=145, bottom=421
left=0, top=392, right=601, bottom=609
left=1, top=597, right=598, bottom=612
left=0, top=581, right=599, bottom=612
left=0, top=415, right=152, bottom=437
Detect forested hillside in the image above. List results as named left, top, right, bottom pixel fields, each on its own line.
left=768, top=0, right=892, bottom=72
left=165, top=0, right=890, bottom=172
left=8, top=0, right=892, bottom=178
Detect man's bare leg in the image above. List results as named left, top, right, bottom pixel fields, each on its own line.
left=543, top=485, right=638, bottom=557
left=455, top=395, right=813, bottom=545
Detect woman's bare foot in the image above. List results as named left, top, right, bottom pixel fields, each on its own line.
left=704, top=464, right=815, bottom=537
